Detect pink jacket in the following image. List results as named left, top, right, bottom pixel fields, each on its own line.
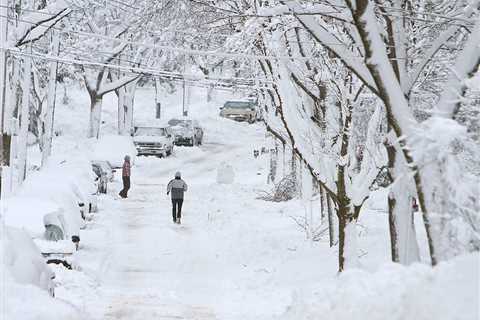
left=122, top=161, right=131, bottom=177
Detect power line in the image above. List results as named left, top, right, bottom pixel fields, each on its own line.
left=5, top=47, right=274, bottom=87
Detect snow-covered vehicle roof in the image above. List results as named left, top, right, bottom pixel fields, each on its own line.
left=134, top=119, right=170, bottom=128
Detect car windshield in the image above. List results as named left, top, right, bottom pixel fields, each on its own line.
left=168, top=119, right=193, bottom=128
left=134, top=127, right=166, bottom=136
left=224, top=101, right=253, bottom=109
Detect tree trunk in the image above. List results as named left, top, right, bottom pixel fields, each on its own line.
left=116, top=80, right=137, bottom=135
left=327, top=194, right=337, bottom=247
left=319, top=184, right=325, bottom=223
left=41, top=32, right=59, bottom=166
left=388, top=189, right=420, bottom=264
left=17, top=56, right=32, bottom=184
left=338, top=214, right=358, bottom=272
left=124, top=86, right=135, bottom=135
left=117, top=86, right=126, bottom=134
left=88, top=93, right=103, bottom=139
left=386, top=138, right=420, bottom=264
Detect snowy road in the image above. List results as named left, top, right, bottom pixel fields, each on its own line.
left=68, top=118, right=331, bottom=320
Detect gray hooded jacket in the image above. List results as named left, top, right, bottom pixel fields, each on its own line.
left=167, top=178, right=188, bottom=199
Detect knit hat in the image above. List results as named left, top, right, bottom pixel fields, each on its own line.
left=175, top=171, right=181, bottom=178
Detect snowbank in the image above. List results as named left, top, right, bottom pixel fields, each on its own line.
left=1, top=228, right=81, bottom=320
left=92, top=134, right=137, bottom=168
left=8, top=146, right=96, bottom=240
left=3, top=227, right=54, bottom=292
left=283, top=253, right=479, bottom=320
left=4, top=196, right=64, bottom=237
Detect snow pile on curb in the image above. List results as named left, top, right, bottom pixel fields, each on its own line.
left=1, top=227, right=82, bottom=320
left=2, top=143, right=95, bottom=319
left=283, top=253, right=479, bottom=320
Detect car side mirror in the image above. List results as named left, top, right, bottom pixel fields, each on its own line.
left=219, top=106, right=224, bottom=110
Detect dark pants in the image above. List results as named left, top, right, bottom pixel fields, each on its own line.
left=119, top=176, right=130, bottom=198
left=172, top=199, right=183, bottom=221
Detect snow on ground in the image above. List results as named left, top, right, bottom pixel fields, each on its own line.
left=4, top=85, right=478, bottom=319
left=43, top=85, right=478, bottom=319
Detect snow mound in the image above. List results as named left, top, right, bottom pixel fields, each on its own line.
left=4, top=196, right=63, bottom=237
left=92, top=134, right=137, bottom=168
left=216, top=162, right=235, bottom=184
left=283, top=253, right=479, bottom=320
left=2, top=227, right=54, bottom=291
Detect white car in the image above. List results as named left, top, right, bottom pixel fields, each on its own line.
left=133, top=125, right=175, bottom=157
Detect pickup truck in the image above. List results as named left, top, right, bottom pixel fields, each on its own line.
left=132, top=125, right=174, bottom=157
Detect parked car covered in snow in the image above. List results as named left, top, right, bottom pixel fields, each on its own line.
left=132, top=124, right=174, bottom=157
left=3, top=226, right=56, bottom=297
left=168, top=118, right=204, bottom=146
left=219, top=100, right=258, bottom=123
left=93, top=135, right=137, bottom=168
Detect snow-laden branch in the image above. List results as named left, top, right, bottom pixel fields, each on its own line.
left=403, top=26, right=461, bottom=95
left=436, top=21, right=480, bottom=119
left=15, top=1, right=71, bottom=47
left=98, top=74, right=140, bottom=96
left=257, top=3, right=351, bottom=23
left=283, top=1, right=378, bottom=95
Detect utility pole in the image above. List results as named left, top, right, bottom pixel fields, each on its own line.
left=182, top=77, right=187, bottom=116
left=42, top=32, right=60, bottom=167
left=182, top=56, right=187, bottom=117
left=155, top=77, right=161, bottom=119
left=0, top=0, right=9, bottom=199
left=0, top=3, right=8, bottom=320
left=17, top=47, right=32, bottom=184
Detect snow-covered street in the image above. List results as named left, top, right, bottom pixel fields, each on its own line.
left=39, top=90, right=476, bottom=320
left=64, top=104, right=332, bottom=319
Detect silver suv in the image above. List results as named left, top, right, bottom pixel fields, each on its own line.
left=219, top=100, right=258, bottom=123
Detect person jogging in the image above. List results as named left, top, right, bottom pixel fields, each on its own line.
left=119, top=155, right=131, bottom=198
left=167, top=171, right=188, bottom=224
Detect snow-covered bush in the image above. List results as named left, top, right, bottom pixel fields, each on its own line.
left=258, top=174, right=298, bottom=202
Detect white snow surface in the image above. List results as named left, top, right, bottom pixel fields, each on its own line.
left=216, top=161, right=235, bottom=184
left=2, top=85, right=478, bottom=319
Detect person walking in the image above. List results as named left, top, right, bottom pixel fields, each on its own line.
left=167, top=171, right=188, bottom=224
left=119, top=155, right=131, bottom=198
